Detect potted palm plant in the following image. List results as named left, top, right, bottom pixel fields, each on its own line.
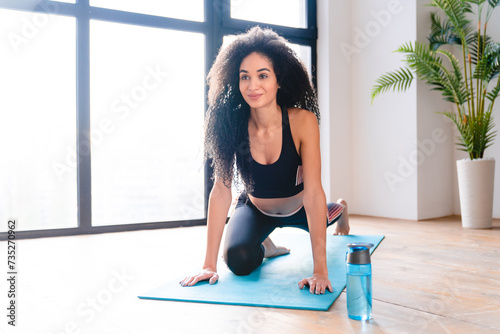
left=371, top=0, right=499, bottom=228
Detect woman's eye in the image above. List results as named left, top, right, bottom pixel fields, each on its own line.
left=259, top=74, right=268, bottom=79
left=240, top=75, right=249, bottom=80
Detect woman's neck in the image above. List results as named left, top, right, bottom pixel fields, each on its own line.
left=249, top=103, right=281, bottom=131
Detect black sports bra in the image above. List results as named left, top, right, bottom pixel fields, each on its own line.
left=247, top=106, right=304, bottom=198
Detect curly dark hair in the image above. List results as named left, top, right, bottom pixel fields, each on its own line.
left=204, top=26, right=319, bottom=191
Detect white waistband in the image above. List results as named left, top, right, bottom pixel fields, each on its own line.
left=252, top=202, right=304, bottom=217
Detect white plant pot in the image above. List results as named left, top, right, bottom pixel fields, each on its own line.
left=457, top=158, right=495, bottom=229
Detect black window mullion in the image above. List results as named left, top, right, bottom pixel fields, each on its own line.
left=307, top=0, right=317, bottom=31
left=204, top=0, right=218, bottom=216
left=76, top=0, right=92, bottom=234
left=307, top=0, right=318, bottom=91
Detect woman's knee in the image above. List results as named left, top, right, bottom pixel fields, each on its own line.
left=223, top=243, right=263, bottom=276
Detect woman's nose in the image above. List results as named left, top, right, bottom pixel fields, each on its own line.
left=248, top=78, right=259, bottom=90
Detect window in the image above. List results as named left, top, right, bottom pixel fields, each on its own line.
left=230, top=0, right=307, bottom=28
left=0, top=0, right=317, bottom=239
left=89, top=21, right=205, bottom=226
left=0, top=8, right=77, bottom=232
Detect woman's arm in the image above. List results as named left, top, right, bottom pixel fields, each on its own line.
left=293, top=109, right=333, bottom=294
left=180, top=177, right=232, bottom=286
left=203, top=178, right=232, bottom=270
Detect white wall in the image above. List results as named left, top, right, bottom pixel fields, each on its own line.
left=318, top=0, right=353, bottom=204
left=350, top=0, right=419, bottom=219
left=320, top=0, right=500, bottom=220
left=317, top=0, right=331, bottom=200
left=489, top=9, right=500, bottom=218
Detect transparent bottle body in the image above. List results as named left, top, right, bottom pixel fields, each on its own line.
left=346, top=263, right=372, bottom=321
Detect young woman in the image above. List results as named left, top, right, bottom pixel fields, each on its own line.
left=180, top=27, right=350, bottom=294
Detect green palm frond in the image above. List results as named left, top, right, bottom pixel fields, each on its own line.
left=441, top=111, right=474, bottom=155
left=428, top=0, right=473, bottom=45
left=397, top=41, right=444, bottom=80
left=486, top=81, right=500, bottom=102
left=441, top=110, right=496, bottom=159
left=487, top=42, right=500, bottom=73
left=472, top=111, right=496, bottom=157
left=486, top=0, right=500, bottom=20
left=482, top=112, right=497, bottom=150
left=467, top=32, right=492, bottom=64
left=428, top=12, right=462, bottom=50
left=397, top=41, right=466, bottom=104
left=488, top=0, right=500, bottom=7
left=466, top=0, right=486, bottom=5
left=473, top=43, right=500, bottom=87
left=371, top=67, right=414, bottom=102
left=436, top=49, right=468, bottom=103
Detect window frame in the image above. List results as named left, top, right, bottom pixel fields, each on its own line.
left=0, top=0, right=317, bottom=239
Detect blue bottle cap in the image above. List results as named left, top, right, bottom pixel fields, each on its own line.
left=347, top=242, right=374, bottom=250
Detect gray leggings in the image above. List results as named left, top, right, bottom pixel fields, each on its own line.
left=222, top=193, right=344, bottom=276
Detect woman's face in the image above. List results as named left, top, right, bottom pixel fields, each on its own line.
left=239, top=52, right=279, bottom=110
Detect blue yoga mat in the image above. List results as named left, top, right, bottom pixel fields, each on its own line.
left=139, top=230, right=384, bottom=311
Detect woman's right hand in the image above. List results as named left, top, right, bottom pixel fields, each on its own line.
left=179, top=268, right=219, bottom=287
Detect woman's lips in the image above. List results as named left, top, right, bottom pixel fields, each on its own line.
left=248, top=93, right=262, bottom=100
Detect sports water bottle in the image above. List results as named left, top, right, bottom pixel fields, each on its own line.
left=346, top=242, right=374, bottom=321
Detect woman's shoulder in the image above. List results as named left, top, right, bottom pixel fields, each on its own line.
left=287, top=107, right=319, bottom=129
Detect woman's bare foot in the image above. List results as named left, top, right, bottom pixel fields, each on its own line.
left=263, top=237, right=290, bottom=258
left=334, top=198, right=350, bottom=235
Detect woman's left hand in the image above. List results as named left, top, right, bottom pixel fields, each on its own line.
left=298, top=273, right=333, bottom=294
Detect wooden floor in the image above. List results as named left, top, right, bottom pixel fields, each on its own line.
left=1, top=215, right=499, bottom=334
